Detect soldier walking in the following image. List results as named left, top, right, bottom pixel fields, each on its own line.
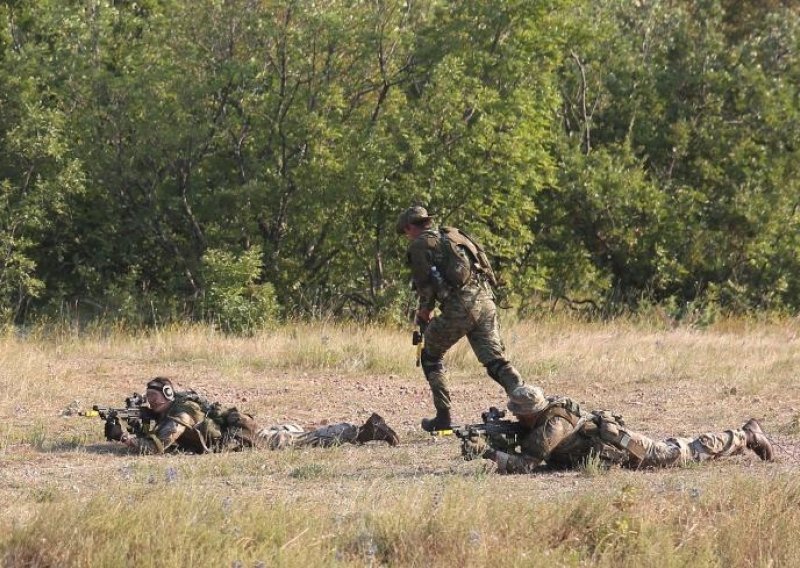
left=397, top=205, right=524, bottom=432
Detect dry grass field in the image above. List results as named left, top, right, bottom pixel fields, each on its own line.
left=1, top=318, right=800, bottom=567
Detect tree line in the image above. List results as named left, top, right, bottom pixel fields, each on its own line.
left=2, top=0, right=799, bottom=329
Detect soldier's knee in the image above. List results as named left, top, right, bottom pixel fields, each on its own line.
left=421, top=349, right=444, bottom=378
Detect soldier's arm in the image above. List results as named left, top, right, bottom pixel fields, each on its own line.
left=124, top=412, right=196, bottom=455
left=527, top=416, right=573, bottom=461
left=487, top=418, right=573, bottom=474
left=407, top=238, right=437, bottom=311
left=486, top=449, right=542, bottom=474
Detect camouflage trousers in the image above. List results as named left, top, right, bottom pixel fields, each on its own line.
left=552, top=417, right=749, bottom=469
left=626, top=428, right=748, bottom=468
left=498, top=425, right=749, bottom=474
left=422, top=280, right=522, bottom=412
left=256, top=423, right=359, bottom=450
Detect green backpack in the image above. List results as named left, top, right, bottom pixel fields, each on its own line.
left=438, top=227, right=499, bottom=289
left=173, top=390, right=258, bottom=451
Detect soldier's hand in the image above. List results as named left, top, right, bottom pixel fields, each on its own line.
left=461, top=433, right=488, bottom=461
left=415, top=308, right=432, bottom=325
left=104, top=418, right=125, bottom=441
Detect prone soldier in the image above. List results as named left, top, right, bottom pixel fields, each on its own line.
left=462, top=385, right=774, bottom=473
left=101, top=377, right=399, bottom=454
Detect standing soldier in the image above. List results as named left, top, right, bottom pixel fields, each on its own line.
left=396, top=205, right=524, bottom=432
left=461, top=384, right=775, bottom=473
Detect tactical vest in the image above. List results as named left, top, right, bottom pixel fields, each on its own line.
left=438, top=227, right=499, bottom=288
left=162, top=392, right=258, bottom=453
left=531, top=398, right=582, bottom=430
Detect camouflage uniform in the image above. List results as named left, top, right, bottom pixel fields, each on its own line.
left=128, top=399, right=396, bottom=454
left=256, top=423, right=360, bottom=450
left=474, top=386, right=772, bottom=474
left=404, top=222, right=523, bottom=416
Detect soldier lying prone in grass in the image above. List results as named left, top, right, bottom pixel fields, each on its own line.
left=107, top=377, right=399, bottom=454
left=462, top=385, right=774, bottom=473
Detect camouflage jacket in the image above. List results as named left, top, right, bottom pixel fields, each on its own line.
left=491, top=397, right=587, bottom=474
left=129, top=399, right=250, bottom=455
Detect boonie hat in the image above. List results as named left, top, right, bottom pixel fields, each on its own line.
left=507, top=385, right=548, bottom=416
left=396, top=205, right=434, bottom=235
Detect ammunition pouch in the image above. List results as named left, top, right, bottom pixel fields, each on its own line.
left=588, top=410, right=646, bottom=463
left=220, top=408, right=260, bottom=448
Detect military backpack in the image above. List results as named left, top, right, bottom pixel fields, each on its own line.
left=172, top=390, right=258, bottom=451
left=438, top=227, right=499, bottom=289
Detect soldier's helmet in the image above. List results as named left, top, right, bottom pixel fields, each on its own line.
left=395, top=205, right=433, bottom=235
left=507, top=385, right=548, bottom=416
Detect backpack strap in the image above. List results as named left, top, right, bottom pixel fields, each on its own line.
left=532, top=400, right=581, bottom=430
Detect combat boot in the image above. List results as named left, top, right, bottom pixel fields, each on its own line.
left=743, top=418, right=774, bottom=461
left=421, top=409, right=452, bottom=432
left=356, top=413, right=400, bottom=446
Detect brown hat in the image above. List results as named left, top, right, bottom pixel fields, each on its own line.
left=395, top=206, right=434, bottom=235
left=507, top=385, right=548, bottom=416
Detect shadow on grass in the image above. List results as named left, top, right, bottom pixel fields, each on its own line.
left=35, top=441, right=131, bottom=455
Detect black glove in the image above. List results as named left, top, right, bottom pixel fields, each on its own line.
left=461, top=433, right=488, bottom=461
left=104, top=417, right=125, bottom=441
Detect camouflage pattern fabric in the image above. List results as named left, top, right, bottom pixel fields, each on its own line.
left=128, top=400, right=364, bottom=454
left=491, top=405, right=750, bottom=474
left=256, top=423, right=360, bottom=450
left=406, top=226, right=522, bottom=412
left=406, top=227, right=441, bottom=311
left=129, top=399, right=216, bottom=455
left=423, top=279, right=523, bottom=410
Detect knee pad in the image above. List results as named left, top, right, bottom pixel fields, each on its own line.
left=421, top=349, right=444, bottom=377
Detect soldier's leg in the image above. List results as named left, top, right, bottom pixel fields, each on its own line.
left=688, top=429, right=748, bottom=461
left=256, top=424, right=306, bottom=450
left=634, top=430, right=747, bottom=468
left=256, top=421, right=394, bottom=449
left=590, top=412, right=684, bottom=467
left=422, top=308, right=472, bottom=413
left=466, top=295, right=522, bottom=394
left=420, top=308, right=473, bottom=430
left=292, top=423, right=360, bottom=448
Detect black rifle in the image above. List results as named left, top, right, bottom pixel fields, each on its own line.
left=447, top=407, right=528, bottom=455
left=452, top=406, right=527, bottom=439
left=83, top=393, right=158, bottom=440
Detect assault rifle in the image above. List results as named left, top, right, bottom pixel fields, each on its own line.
left=452, top=407, right=526, bottom=442
left=82, top=393, right=158, bottom=440
left=430, top=407, right=527, bottom=456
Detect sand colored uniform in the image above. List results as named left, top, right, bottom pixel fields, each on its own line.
left=487, top=398, right=749, bottom=474
left=406, top=227, right=522, bottom=412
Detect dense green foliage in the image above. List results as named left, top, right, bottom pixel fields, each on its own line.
left=1, top=0, right=799, bottom=326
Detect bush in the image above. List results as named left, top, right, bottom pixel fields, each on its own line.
left=200, top=247, right=279, bottom=333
